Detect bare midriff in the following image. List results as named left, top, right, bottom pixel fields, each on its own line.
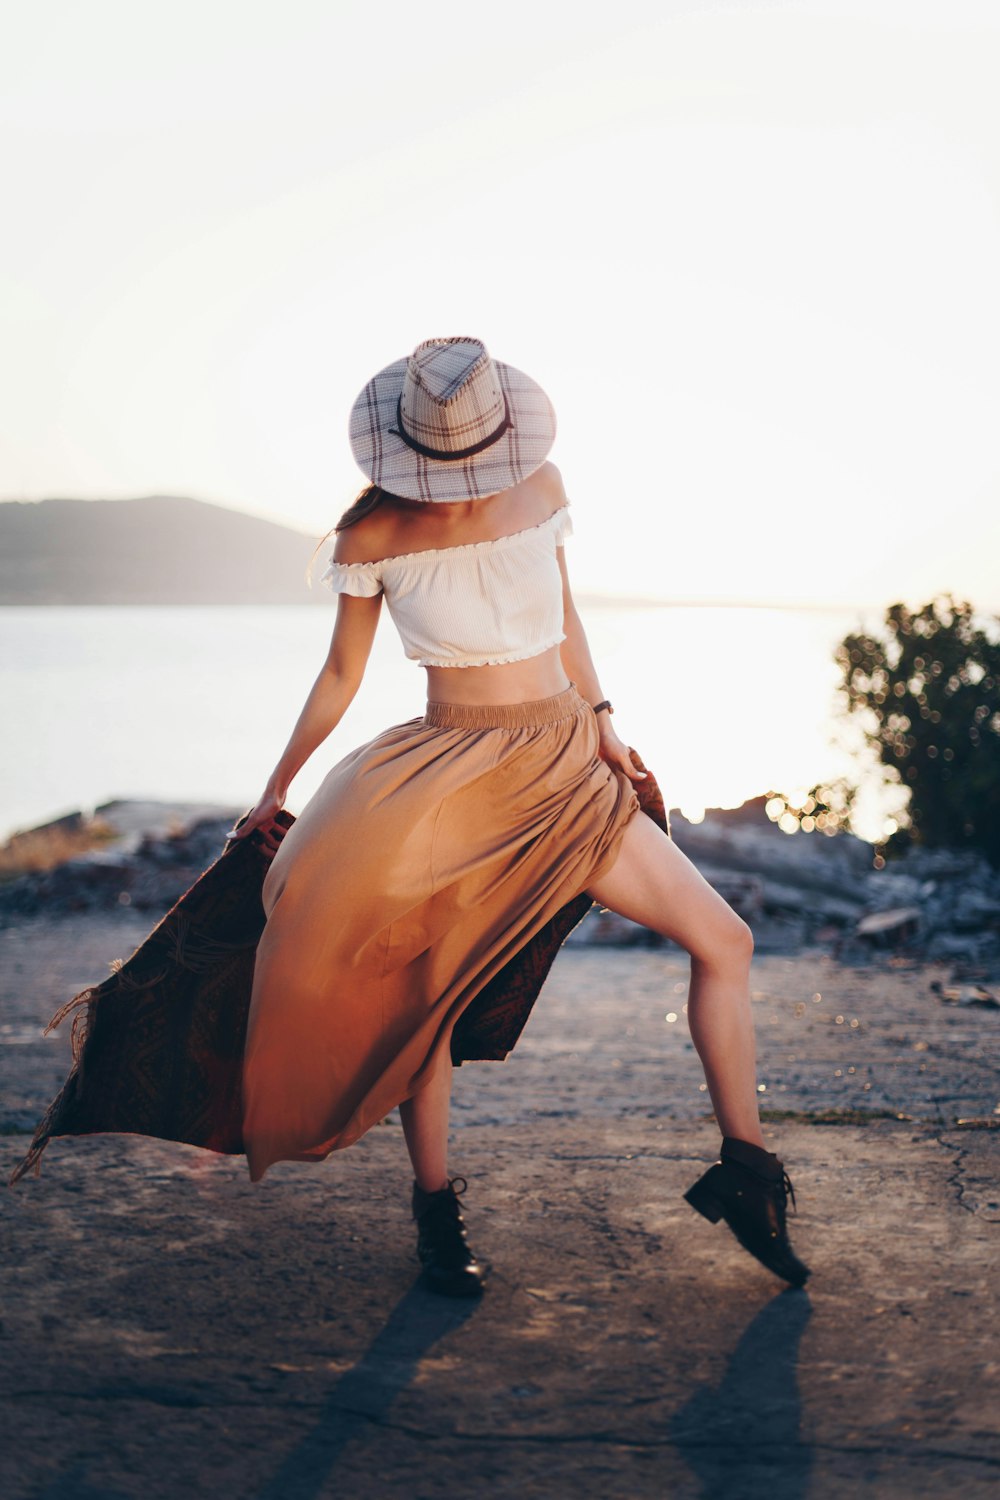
left=424, top=644, right=571, bottom=707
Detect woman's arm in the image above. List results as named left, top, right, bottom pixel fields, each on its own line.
left=228, top=591, right=382, bottom=849
left=557, top=550, right=646, bottom=784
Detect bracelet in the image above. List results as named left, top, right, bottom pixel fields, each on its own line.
left=591, top=699, right=613, bottom=716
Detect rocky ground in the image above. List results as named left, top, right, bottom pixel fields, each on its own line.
left=1, top=803, right=998, bottom=1498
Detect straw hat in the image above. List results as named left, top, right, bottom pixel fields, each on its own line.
left=348, top=336, right=556, bottom=502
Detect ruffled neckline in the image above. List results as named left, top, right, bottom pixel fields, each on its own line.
left=331, top=504, right=569, bottom=570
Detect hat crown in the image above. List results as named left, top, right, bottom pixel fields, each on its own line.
left=409, top=338, right=489, bottom=404
left=400, top=337, right=506, bottom=456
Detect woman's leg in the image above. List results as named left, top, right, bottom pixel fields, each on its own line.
left=586, top=813, right=764, bottom=1147
left=401, top=1055, right=486, bottom=1296
left=399, top=1053, right=453, bottom=1192
left=589, top=814, right=810, bottom=1286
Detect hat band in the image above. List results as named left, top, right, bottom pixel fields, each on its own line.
left=390, top=394, right=512, bottom=462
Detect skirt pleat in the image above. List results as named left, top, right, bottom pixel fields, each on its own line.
left=241, top=684, right=639, bottom=1180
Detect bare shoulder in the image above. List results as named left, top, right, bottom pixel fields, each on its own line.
left=535, top=460, right=568, bottom=510
left=518, top=460, right=567, bottom=522
left=537, top=458, right=565, bottom=490
left=331, top=507, right=397, bottom=565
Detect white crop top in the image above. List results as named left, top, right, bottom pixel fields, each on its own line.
left=321, top=504, right=573, bottom=668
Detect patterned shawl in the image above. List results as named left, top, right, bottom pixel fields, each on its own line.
left=9, top=751, right=668, bottom=1185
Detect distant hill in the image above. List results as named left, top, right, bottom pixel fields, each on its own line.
left=0, top=496, right=331, bottom=604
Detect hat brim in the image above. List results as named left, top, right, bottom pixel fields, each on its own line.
left=349, top=354, right=556, bottom=502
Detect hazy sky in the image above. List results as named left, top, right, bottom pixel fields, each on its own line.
left=3, top=0, right=998, bottom=608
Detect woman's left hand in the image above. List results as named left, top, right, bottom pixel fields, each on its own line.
left=596, top=719, right=647, bottom=782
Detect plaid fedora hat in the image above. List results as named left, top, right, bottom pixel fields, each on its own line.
left=349, top=336, right=557, bottom=503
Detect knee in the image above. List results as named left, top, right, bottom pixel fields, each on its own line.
left=722, top=912, right=755, bottom=972
left=694, top=912, right=754, bottom=974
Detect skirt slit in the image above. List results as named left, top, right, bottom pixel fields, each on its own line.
left=241, top=683, right=640, bottom=1181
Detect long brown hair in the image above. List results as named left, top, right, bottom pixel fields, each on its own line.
left=306, top=484, right=398, bottom=586
left=334, top=483, right=390, bottom=531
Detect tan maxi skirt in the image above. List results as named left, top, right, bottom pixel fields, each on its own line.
left=241, top=683, right=640, bottom=1181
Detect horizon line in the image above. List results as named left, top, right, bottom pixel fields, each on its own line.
left=4, top=494, right=996, bottom=617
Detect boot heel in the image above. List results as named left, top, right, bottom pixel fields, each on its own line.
left=684, top=1177, right=723, bottom=1223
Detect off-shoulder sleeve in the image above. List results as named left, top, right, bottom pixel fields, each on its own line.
left=320, top=557, right=383, bottom=597
left=552, top=502, right=573, bottom=547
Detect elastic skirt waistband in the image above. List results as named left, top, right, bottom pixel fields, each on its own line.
left=423, top=683, right=586, bottom=731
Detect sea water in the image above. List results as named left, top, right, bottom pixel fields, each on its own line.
left=0, top=602, right=880, bottom=843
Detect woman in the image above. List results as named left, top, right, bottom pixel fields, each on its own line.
left=230, top=336, right=809, bottom=1297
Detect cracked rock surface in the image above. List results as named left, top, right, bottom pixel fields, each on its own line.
left=2, top=916, right=998, bottom=1498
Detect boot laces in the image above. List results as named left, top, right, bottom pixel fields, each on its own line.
left=416, top=1176, right=474, bottom=1269
left=415, top=1176, right=469, bottom=1230
left=782, top=1170, right=797, bottom=1213
left=415, top=1175, right=467, bottom=1210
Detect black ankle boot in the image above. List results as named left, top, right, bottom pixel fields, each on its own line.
left=684, top=1138, right=810, bottom=1287
left=412, top=1176, right=487, bottom=1298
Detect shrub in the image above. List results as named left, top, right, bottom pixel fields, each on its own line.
left=770, top=595, right=1000, bottom=866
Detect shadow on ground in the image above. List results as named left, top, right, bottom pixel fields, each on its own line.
left=671, top=1290, right=813, bottom=1498
left=251, top=1284, right=477, bottom=1500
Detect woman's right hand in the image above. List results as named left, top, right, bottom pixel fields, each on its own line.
left=227, top=788, right=288, bottom=857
